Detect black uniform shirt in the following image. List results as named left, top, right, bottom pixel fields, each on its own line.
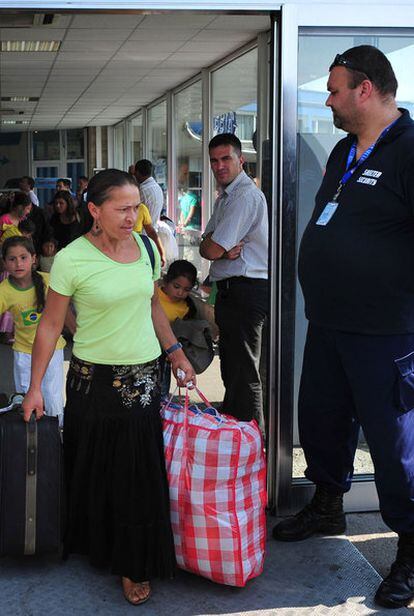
left=298, top=108, right=414, bottom=335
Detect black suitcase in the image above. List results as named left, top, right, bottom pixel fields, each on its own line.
left=0, top=406, right=62, bottom=556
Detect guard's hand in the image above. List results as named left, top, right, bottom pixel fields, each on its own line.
left=22, top=388, right=45, bottom=422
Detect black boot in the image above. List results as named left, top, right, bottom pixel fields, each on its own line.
left=272, top=485, right=346, bottom=542
left=375, top=534, right=414, bottom=609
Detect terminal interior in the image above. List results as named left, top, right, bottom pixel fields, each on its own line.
left=3, top=8, right=414, bottom=514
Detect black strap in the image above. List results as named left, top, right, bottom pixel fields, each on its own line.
left=140, top=234, right=155, bottom=273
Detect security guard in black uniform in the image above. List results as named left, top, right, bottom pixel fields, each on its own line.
left=273, top=45, right=414, bottom=610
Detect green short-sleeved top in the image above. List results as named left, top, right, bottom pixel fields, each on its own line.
left=50, top=232, right=161, bottom=365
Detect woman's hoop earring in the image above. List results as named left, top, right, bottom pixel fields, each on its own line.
left=90, top=219, right=102, bottom=236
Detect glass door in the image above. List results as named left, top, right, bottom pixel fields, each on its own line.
left=284, top=31, right=414, bottom=513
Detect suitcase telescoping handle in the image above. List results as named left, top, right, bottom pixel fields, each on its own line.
left=24, top=412, right=38, bottom=555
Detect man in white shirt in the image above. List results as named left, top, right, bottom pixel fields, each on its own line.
left=200, top=133, right=268, bottom=433
left=134, top=160, right=164, bottom=228
left=19, top=175, right=39, bottom=207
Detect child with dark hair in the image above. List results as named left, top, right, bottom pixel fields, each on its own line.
left=39, top=237, right=58, bottom=273
left=0, top=191, right=33, bottom=343
left=157, top=259, right=198, bottom=397
left=0, top=236, right=66, bottom=425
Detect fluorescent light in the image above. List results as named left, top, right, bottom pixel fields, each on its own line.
left=1, top=96, right=39, bottom=102
left=1, top=120, right=30, bottom=125
left=1, top=40, right=61, bottom=52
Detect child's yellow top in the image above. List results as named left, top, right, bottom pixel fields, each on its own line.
left=0, top=224, right=22, bottom=243
left=156, top=285, right=189, bottom=323
left=133, top=203, right=152, bottom=233
left=0, top=272, right=66, bottom=354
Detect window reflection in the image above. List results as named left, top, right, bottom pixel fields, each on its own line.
left=174, top=82, right=203, bottom=278
left=294, top=34, right=414, bottom=479
left=212, top=48, right=258, bottom=184
left=148, top=101, right=167, bottom=205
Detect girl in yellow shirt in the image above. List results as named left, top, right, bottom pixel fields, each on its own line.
left=0, top=236, right=66, bottom=425
left=157, top=260, right=198, bottom=397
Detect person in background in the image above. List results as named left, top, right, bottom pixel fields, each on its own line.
left=1, top=217, right=36, bottom=242
left=76, top=175, right=88, bottom=204
left=22, top=168, right=195, bottom=607
left=39, top=238, right=58, bottom=273
left=0, top=191, right=33, bottom=344
left=134, top=159, right=164, bottom=228
left=200, top=133, right=269, bottom=434
left=156, top=260, right=198, bottom=397
left=0, top=236, right=66, bottom=426
left=133, top=202, right=165, bottom=267
left=50, top=191, right=82, bottom=250
left=19, top=176, right=39, bottom=207
left=178, top=188, right=201, bottom=232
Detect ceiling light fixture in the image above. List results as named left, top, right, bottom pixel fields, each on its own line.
left=1, top=120, right=30, bottom=125
left=1, top=96, right=39, bottom=102
left=1, top=40, right=61, bottom=52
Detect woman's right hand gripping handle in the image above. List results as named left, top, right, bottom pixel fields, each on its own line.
left=22, top=388, right=45, bottom=422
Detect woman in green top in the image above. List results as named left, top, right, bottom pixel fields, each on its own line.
left=22, top=169, right=195, bottom=606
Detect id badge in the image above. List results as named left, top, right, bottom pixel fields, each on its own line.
left=316, top=201, right=338, bottom=226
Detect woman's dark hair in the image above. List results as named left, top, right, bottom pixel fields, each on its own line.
left=53, top=190, right=77, bottom=220
left=164, top=259, right=198, bottom=319
left=1, top=236, right=45, bottom=312
left=87, top=168, right=138, bottom=206
left=11, top=191, right=31, bottom=217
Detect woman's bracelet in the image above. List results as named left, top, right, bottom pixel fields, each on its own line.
left=165, top=342, right=183, bottom=356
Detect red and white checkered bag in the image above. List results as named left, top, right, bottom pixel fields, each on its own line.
left=161, top=388, right=267, bottom=587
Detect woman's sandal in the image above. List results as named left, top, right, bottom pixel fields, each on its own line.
left=122, top=578, right=151, bottom=606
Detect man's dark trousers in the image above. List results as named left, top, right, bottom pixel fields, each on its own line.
left=300, top=323, right=414, bottom=534
left=215, top=276, right=268, bottom=433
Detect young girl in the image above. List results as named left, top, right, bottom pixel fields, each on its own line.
left=0, top=236, right=66, bottom=425
left=0, top=191, right=33, bottom=343
left=157, top=260, right=198, bottom=397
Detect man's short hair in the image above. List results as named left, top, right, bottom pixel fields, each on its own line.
left=208, top=133, right=242, bottom=156
left=21, top=175, right=35, bottom=189
left=79, top=175, right=88, bottom=182
left=135, top=159, right=153, bottom=177
left=330, top=45, right=398, bottom=98
left=57, top=178, right=71, bottom=188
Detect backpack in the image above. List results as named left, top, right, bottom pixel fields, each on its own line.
left=170, top=318, right=214, bottom=374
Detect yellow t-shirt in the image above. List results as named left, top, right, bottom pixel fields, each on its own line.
left=156, top=285, right=189, bottom=323
left=0, top=224, right=22, bottom=242
left=0, top=272, right=66, bottom=354
left=133, top=203, right=152, bottom=233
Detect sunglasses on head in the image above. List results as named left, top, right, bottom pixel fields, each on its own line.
left=329, top=53, right=372, bottom=80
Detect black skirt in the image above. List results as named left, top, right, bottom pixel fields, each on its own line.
left=63, top=355, right=176, bottom=583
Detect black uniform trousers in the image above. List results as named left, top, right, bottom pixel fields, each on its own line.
left=300, top=323, right=414, bottom=534
left=215, top=276, right=268, bottom=433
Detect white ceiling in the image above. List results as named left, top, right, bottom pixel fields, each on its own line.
left=0, top=11, right=270, bottom=131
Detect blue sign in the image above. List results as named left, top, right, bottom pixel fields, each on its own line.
left=35, top=177, right=71, bottom=189
left=213, top=111, right=237, bottom=135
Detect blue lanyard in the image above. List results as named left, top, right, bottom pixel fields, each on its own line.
left=332, top=118, right=399, bottom=201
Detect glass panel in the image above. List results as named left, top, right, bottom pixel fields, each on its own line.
left=66, top=128, right=84, bottom=160
left=212, top=48, right=258, bottom=184
left=148, top=101, right=167, bottom=203
left=130, top=113, right=143, bottom=165
left=114, top=123, right=125, bottom=171
left=294, top=34, right=414, bottom=479
left=174, top=81, right=203, bottom=278
left=67, top=162, right=85, bottom=199
left=33, top=130, right=60, bottom=161
left=34, top=165, right=59, bottom=209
